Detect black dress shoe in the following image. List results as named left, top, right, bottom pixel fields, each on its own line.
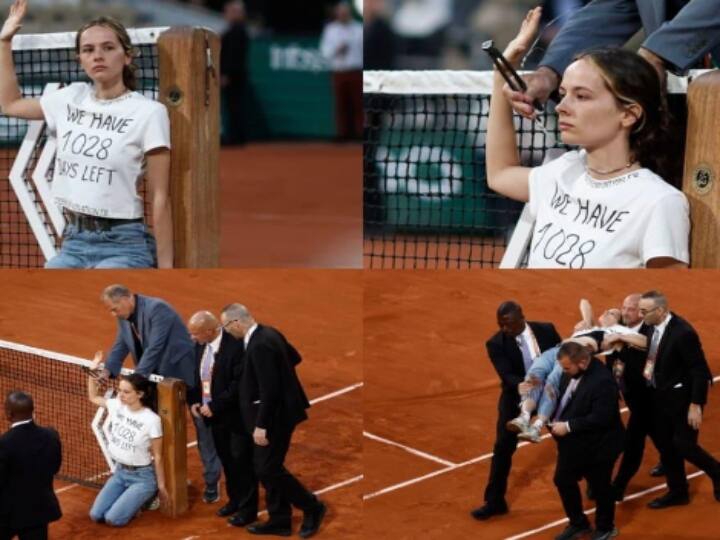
left=228, top=513, right=258, bottom=527
left=554, top=523, right=592, bottom=540
left=247, top=521, right=292, bottom=536
left=470, top=503, right=508, bottom=521
left=299, top=501, right=327, bottom=538
left=649, top=463, right=665, bottom=477
left=217, top=503, right=238, bottom=518
left=647, top=492, right=689, bottom=509
left=711, top=474, right=720, bottom=502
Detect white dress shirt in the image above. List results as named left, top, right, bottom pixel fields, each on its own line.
left=319, top=20, right=363, bottom=71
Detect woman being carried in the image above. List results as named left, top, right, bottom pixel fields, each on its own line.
left=507, top=299, right=646, bottom=443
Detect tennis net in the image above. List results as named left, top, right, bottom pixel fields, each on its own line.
left=363, top=70, right=692, bottom=269
left=0, top=339, right=161, bottom=488
left=0, top=28, right=165, bottom=269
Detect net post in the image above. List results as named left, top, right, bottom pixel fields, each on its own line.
left=683, top=70, right=720, bottom=268
left=157, top=377, right=188, bottom=516
left=157, top=27, right=220, bottom=268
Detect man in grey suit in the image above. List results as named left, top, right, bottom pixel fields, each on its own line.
left=100, top=284, right=196, bottom=387
left=507, top=0, right=720, bottom=117
left=99, top=284, right=222, bottom=504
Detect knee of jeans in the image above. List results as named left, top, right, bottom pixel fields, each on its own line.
left=106, top=518, right=129, bottom=527
left=104, top=513, right=131, bottom=527
left=89, top=509, right=103, bottom=523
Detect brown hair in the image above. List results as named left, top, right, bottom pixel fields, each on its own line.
left=75, top=16, right=138, bottom=91
left=557, top=341, right=592, bottom=364
left=573, top=48, right=672, bottom=183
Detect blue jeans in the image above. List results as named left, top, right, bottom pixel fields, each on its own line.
left=525, top=345, right=563, bottom=419
left=45, top=222, right=157, bottom=269
left=192, top=414, right=222, bottom=488
left=89, top=464, right=157, bottom=526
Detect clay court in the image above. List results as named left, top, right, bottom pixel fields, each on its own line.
left=0, top=269, right=362, bottom=539
left=364, top=270, right=720, bottom=539
left=219, top=143, right=361, bottom=268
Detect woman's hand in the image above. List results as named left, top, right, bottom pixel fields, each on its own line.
left=502, top=6, right=542, bottom=67
left=158, top=485, right=170, bottom=505
left=0, top=0, right=27, bottom=43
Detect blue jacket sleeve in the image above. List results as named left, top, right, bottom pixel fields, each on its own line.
left=642, top=0, right=720, bottom=73
left=135, top=303, right=174, bottom=376
left=105, top=324, right=130, bottom=377
left=541, top=0, right=642, bottom=75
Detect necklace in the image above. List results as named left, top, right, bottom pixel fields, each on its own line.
left=91, top=88, right=132, bottom=104
left=586, top=160, right=637, bottom=176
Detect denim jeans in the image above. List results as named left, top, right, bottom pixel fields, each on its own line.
left=191, top=414, right=222, bottom=488
left=89, top=464, right=157, bottom=526
left=45, top=222, right=157, bottom=269
left=525, top=345, right=563, bottom=419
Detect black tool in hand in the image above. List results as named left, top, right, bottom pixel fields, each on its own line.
left=482, top=40, right=545, bottom=112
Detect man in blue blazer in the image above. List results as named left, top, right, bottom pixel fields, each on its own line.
left=100, top=284, right=196, bottom=388
left=508, top=0, right=720, bottom=117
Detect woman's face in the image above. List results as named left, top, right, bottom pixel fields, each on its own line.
left=117, top=380, right=142, bottom=407
left=78, top=25, right=130, bottom=87
left=556, top=59, right=634, bottom=150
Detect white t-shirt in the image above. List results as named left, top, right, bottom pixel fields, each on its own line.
left=527, top=150, right=689, bottom=268
left=39, top=83, right=171, bottom=219
left=319, top=20, right=363, bottom=71
left=105, top=397, right=162, bottom=467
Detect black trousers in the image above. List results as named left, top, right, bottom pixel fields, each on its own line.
left=253, top=423, right=318, bottom=524
left=651, top=389, right=720, bottom=496
left=0, top=525, right=48, bottom=540
left=483, top=390, right=520, bottom=507
left=554, top=454, right=617, bottom=532
left=613, top=388, right=662, bottom=490
left=214, top=424, right=258, bottom=518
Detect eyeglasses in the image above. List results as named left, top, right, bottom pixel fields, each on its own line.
left=222, top=319, right=238, bottom=328
left=638, top=306, right=661, bottom=316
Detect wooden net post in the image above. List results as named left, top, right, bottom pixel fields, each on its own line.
left=158, top=28, right=220, bottom=268
left=157, top=377, right=188, bottom=516
left=683, top=70, right=720, bottom=268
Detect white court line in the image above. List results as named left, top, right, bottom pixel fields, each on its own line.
left=504, top=470, right=706, bottom=540
left=363, top=405, right=629, bottom=501
left=186, top=382, right=363, bottom=449
left=364, top=431, right=457, bottom=467
left=365, top=374, right=720, bottom=500
left=56, top=381, right=363, bottom=494
left=253, top=474, right=364, bottom=518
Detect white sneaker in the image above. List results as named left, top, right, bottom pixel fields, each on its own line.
left=518, top=425, right=542, bottom=443
left=506, top=416, right=529, bottom=433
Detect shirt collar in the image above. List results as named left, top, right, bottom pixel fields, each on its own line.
left=244, top=323, right=258, bottom=349
left=654, top=312, right=672, bottom=335
left=207, top=329, right=223, bottom=353
left=11, top=419, right=32, bottom=429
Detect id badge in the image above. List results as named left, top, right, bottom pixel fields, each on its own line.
left=202, top=380, right=211, bottom=396
left=643, top=358, right=655, bottom=381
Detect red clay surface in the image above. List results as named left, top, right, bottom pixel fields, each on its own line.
left=220, top=143, right=362, bottom=268
left=364, top=270, right=720, bottom=539
left=0, top=269, right=362, bottom=539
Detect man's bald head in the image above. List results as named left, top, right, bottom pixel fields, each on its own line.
left=621, top=293, right=642, bottom=327
left=188, top=310, right=221, bottom=344
left=4, top=391, right=34, bottom=422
